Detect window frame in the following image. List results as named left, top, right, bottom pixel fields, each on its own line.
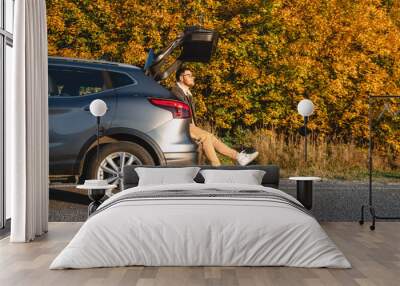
left=1, top=0, right=14, bottom=230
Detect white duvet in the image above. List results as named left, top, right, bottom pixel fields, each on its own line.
left=50, top=183, right=351, bottom=269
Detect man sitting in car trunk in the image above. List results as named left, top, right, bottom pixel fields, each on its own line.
left=171, top=67, right=259, bottom=166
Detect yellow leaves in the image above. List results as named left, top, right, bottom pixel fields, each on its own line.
left=243, top=113, right=257, bottom=126
left=328, top=79, right=347, bottom=98
left=47, top=15, right=65, bottom=31
left=229, top=16, right=242, bottom=30
left=234, top=62, right=259, bottom=81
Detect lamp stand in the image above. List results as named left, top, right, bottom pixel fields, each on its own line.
left=96, top=116, right=100, bottom=166
left=304, top=116, right=308, bottom=163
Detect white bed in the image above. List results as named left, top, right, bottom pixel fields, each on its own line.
left=50, top=183, right=351, bottom=269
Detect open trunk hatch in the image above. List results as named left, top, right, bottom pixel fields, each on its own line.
left=144, top=26, right=218, bottom=81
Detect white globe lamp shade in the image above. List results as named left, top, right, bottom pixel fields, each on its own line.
left=89, top=99, right=108, bottom=117
left=297, top=99, right=314, bottom=117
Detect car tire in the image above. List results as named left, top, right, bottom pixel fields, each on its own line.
left=86, top=141, right=155, bottom=195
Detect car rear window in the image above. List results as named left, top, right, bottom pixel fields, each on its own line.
left=49, top=66, right=109, bottom=97
left=109, top=71, right=134, bottom=88
left=48, top=66, right=134, bottom=97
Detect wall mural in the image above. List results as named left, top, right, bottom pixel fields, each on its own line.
left=45, top=0, right=400, bottom=223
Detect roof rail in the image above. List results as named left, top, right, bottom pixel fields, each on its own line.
left=48, top=56, right=140, bottom=70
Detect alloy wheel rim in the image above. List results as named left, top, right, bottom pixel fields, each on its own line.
left=96, top=151, right=142, bottom=196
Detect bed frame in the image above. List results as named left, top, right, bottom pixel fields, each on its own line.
left=122, top=165, right=280, bottom=190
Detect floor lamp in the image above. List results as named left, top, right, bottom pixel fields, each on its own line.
left=297, top=99, right=315, bottom=163
left=89, top=99, right=108, bottom=165
left=84, top=99, right=108, bottom=215
left=359, top=95, right=400, bottom=230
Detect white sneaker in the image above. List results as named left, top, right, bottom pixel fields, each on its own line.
left=237, top=151, right=259, bottom=166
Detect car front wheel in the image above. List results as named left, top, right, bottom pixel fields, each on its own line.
left=87, top=141, right=155, bottom=196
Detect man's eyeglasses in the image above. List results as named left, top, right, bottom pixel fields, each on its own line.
left=182, top=73, right=195, bottom=78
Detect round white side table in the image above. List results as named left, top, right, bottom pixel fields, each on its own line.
left=289, top=177, right=321, bottom=210
left=77, top=184, right=117, bottom=216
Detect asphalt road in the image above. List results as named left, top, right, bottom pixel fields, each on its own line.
left=49, top=179, right=400, bottom=222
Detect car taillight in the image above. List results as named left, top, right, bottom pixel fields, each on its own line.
left=148, top=98, right=191, bottom=119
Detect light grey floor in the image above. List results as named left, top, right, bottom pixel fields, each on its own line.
left=3, top=222, right=400, bottom=286
left=49, top=179, right=400, bottom=222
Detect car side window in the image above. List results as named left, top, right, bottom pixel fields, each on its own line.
left=48, top=66, right=112, bottom=97
left=109, top=71, right=134, bottom=88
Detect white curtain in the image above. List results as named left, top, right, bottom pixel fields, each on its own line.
left=7, top=0, right=49, bottom=242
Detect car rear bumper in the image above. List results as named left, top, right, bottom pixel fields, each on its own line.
left=164, top=152, right=198, bottom=166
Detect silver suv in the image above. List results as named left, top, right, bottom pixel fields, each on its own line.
left=48, top=26, right=218, bottom=189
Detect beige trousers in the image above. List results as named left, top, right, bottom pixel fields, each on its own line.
left=189, top=124, right=238, bottom=166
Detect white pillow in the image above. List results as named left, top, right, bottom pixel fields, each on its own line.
left=135, top=167, right=201, bottom=186
left=200, top=169, right=266, bottom=185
